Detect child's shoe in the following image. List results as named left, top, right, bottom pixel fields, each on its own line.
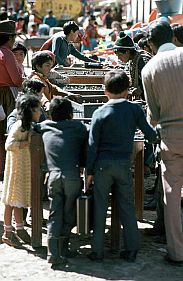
left=16, top=229, right=31, bottom=244
left=2, top=232, right=22, bottom=248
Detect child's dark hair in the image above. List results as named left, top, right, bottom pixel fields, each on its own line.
left=12, top=41, right=27, bottom=55
left=32, top=51, right=54, bottom=71
left=22, top=79, right=45, bottom=95
left=50, top=97, right=73, bottom=121
left=104, top=70, right=129, bottom=94
left=16, top=94, right=40, bottom=131
left=63, top=21, right=79, bottom=35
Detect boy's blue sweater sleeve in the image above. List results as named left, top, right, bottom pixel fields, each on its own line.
left=136, top=105, right=158, bottom=142
left=87, top=111, right=101, bottom=175
left=70, top=44, right=97, bottom=63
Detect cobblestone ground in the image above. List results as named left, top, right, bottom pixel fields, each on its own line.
left=0, top=178, right=183, bottom=281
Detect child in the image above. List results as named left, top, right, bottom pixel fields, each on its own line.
left=15, top=17, right=26, bottom=34
left=10, top=41, right=28, bottom=99
left=1, top=95, right=41, bottom=247
left=87, top=70, right=158, bottom=262
left=7, top=79, right=47, bottom=226
left=22, top=79, right=45, bottom=97
left=40, top=21, right=97, bottom=66
left=12, top=41, right=27, bottom=76
left=34, top=97, right=88, bottom=266
left=81, top=15, right=104, bottom=52
left=29, top=51, right=81, bottom=111
left=28, top=23, right=38, bottom=37
left=7, top=78, right=46, bottom=134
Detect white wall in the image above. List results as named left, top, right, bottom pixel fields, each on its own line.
left=130, top=0, right=183, bottom=23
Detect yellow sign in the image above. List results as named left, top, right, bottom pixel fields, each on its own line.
left=34, top=0, right=82, bottom=19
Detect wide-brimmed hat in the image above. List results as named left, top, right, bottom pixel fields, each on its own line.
left=113, top=31, right=135, bottom=50
left=0, top=20, right=16, bottom=35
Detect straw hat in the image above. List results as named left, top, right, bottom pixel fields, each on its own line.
left=0, top=20, right=16, bottom=35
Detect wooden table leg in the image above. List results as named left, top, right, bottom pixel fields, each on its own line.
left=134, top=141, right=144, bottom=221
left=31, top=133, right=43, bottom=248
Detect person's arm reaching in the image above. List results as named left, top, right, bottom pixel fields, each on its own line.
left=70, top=43, right=97, bottom=63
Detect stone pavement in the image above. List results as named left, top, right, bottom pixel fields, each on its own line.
left=0, top=179, right=183, bottom=281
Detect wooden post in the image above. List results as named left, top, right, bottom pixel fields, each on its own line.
left=142, top=0, right=145, bottom=23
left=149, top=0, right=152, bottom=14
left=134, top=141, right=144, bottom=221
left=136, top=0, right=139, bottom=23
left=31, top=132, right=44, bottom=248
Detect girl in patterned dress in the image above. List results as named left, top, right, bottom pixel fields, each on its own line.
left=1, top=95, right=41, bottom=247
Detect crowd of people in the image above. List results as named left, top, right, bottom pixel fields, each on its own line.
left=0, top=5, right=58, bottom=37
left=1, top=2, right=183, bottom=270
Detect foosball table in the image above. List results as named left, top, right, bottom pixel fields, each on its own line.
left=71, top=100, right=104, bottom=119
left=55, top=66, right=110, bottom=84
left=62, top=84, right=105, bottom=95
left=60, top=84, right=107, bottom=118
left=30, top=132, right=144, bottom=249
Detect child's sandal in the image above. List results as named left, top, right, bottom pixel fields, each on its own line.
left=16, top=229, right=31, bottom=244
left=2, top=232, right=22, bottom=247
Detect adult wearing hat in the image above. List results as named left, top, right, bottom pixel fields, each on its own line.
left=113, top=31, right=152, bottom=100
left=0, top=20, right=23, bottom=180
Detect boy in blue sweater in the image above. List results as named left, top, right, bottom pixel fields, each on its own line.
left=35, top=97, right=88, bottom=266
left=87, top=70, right=157, bottom=262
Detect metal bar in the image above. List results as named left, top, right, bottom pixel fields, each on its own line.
left=134, top=141, right=144, bottom=220
left=142, top=0, right=145, bottom=23
left=136, top=0, right=139, bottom=23
left=150, top=0, right=152, bottom=14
